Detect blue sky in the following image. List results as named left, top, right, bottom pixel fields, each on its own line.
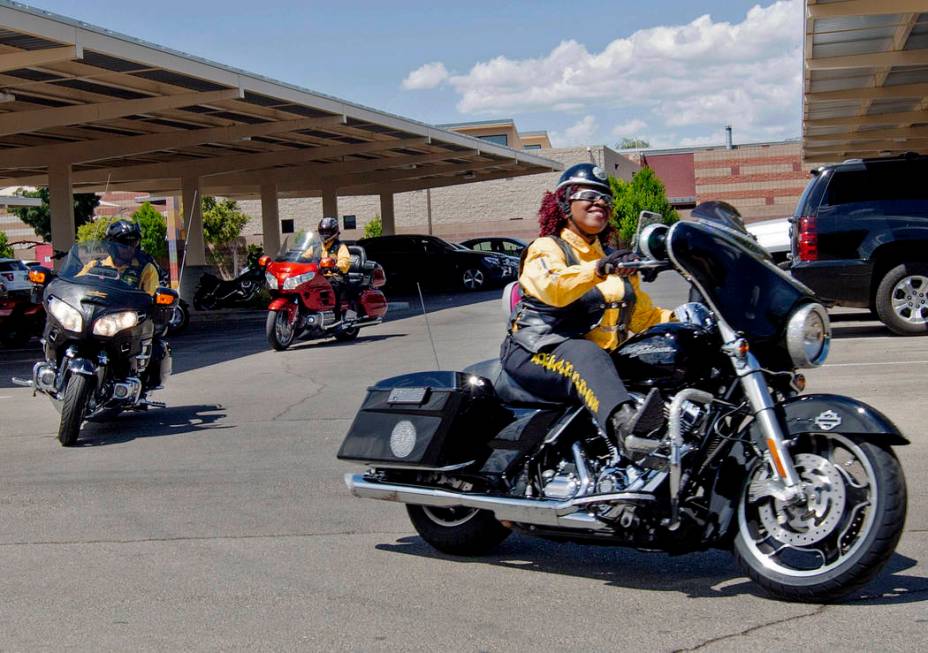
left=24, top=0, right=803, bottom=149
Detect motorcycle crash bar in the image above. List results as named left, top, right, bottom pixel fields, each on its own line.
left=345, top=473, right=654, bottom=532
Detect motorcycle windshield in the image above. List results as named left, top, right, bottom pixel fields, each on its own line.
left=667, top=221, right=815, bottom=347
left=58, top=241, right=153, bottom=295
left=276, top=231, right=324, bottom=263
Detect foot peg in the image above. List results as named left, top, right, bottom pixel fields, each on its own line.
left=11, top=377, right=33, bottom=387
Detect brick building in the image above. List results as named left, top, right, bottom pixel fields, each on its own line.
left=628, top=139, right=807, bottom=223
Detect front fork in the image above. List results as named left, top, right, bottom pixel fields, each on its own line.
left=721, top=333, right=805, bottom=502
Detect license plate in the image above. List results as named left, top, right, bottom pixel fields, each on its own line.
left=388, top=387, right=429, bottom=404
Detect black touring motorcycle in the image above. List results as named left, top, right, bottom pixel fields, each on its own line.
left=340, top=203, right=908, bottom=602
left=15, top=241, right=178, bottom=446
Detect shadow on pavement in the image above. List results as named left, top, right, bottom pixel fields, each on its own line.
left=377, top=536, right=927, bottom=604
left=77, top=403, right=228, bottom=446
left=385, top=288, right=501, bottom=320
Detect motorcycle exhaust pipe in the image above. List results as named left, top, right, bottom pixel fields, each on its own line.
left=345, top=473, right=654, bottom=531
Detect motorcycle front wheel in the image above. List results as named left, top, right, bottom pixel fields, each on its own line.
left=266, top=309, right=296, bottom=351
left=734, top=433, right=907, bottom=602
left=58, top=374, right=93, bottom=447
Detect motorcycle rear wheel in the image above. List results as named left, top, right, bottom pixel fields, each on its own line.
left=266, top=310, right=295, bottom=351
left=58, top=374, right=93, bottom=447
left=733, top=433, right=906, bottom=602
left=407, top=504, right=510, bottom=555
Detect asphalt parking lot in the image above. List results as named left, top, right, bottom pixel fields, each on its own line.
left=0, top=276, right=925, bottom=652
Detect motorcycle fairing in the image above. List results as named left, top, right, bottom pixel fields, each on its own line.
left=750, top=393, right=909, bottom=445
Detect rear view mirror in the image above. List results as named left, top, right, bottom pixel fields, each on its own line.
left=632, top=211, right=663, bottom=254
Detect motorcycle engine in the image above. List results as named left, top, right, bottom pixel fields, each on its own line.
left=541, top=462, right=582, bottom=500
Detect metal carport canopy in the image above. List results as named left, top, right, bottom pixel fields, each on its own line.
left=804, top=0, right=928, bottom=164
left=0, top=1, right=561, bottom=197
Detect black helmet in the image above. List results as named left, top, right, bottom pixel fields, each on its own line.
left=104, top=220, right=141, bottom=246
left=318, top=216, right=339, bottom=241
left=555, top=163, right=611, bottom=194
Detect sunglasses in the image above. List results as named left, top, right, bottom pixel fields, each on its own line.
left=568, top=189, right=613, bottom=204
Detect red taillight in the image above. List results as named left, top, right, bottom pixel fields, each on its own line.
left=797, top=215, right=817, bottom=261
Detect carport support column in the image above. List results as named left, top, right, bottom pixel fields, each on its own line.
left=322, top=185, right=338, bottom=219
left=380, top=192, right=395, bottom=236
left=260, top=183, right=280, bottom=255
left=182, top=176, right=206, bottom=266
left=48, top=162, right=75, bottom=260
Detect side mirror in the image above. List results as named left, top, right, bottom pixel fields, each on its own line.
left=154, top=287, right=179, bottom=306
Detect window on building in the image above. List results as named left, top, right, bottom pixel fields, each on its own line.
left=479, top=134, right=508, bottom=146
left=343, top=215, right=356, bottom=230
left=523, top=144, right=542, bottom=150
left=281, top=219, right=294, bottom=234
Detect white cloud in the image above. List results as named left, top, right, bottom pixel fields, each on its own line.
left=612, top=119, right=648, bottom=138
left=433, top=0, right=801, bottom=143
left=402, top=62, right=449, bottom=90
left=551, top=115, right=599, bottom=147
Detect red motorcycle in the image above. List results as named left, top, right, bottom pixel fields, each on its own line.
left=262, top=231, right=387, bottom=351
left=0, top=273, right=45, bottom=347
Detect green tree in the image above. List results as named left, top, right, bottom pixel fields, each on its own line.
left=0, top=230, right=14, bottom=258
left=609, top=167, right=679, bottom=246
left=11, top=187, right=100, bottom=241
left=75, top=203, right=167, bottom=260
left=363, top=214, right=382, bottom=239
left=618, top=137, right=650, bottom=150
left=202, top=196, right=250, bottom=275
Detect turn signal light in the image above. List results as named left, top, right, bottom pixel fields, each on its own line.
left=258, top=255, right=270, bottom=268
left=155, top=291, right=176, bottom=305
left=28, top=269, right=46, bottom=284
left=320, top=257, right=336, bottom=269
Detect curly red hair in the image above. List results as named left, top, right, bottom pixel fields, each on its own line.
left=537, top=187, right=615, bottom=246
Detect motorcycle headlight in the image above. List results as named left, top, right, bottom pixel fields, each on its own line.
left=265, top=271, right=278, bottom=290
left=93, top=310, right=139, bottom=337
left=282, top=271, right=315, bottom=290
left=786, top=303, right=830, bottom=368
left=48, top=296, right=83, bottom=332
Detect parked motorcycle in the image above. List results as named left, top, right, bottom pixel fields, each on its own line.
left=340, top=203, right=908, bottom=602
left=0, top=286, right=44, bottom=346
left=193, top=254, right=265, bottom=311
left=13, top=241, right=179, bottom=446
left=263, top=231, right=387, bottom=351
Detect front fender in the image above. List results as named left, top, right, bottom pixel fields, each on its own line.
left=66, top=357, right=97, bottom=377
left=753, top=393, right=909, bottom=446
left=268, top=296, right=295, bottom=312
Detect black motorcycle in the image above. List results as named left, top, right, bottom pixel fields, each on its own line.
left=192, top=258, right=265, bottom=310
left=14, top=241, right=179, bottom=446
left=339, top=202, right=908, bottom=602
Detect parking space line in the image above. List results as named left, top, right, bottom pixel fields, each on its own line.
left=825, top=360, right=928, bottom=367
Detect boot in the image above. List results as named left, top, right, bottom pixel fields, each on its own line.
left=611, top=388, right=665, bottom=456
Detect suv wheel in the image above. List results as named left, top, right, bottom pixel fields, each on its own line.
left=875, top=262, right=928, bottom=335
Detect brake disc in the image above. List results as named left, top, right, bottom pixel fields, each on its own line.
left=757, top=453, right=846, bottom=547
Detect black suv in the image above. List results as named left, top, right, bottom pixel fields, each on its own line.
left=358, top=234, right=516, bottom=291
left=789, top=154, right=928, bottom=335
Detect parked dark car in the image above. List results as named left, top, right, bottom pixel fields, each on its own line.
left=459, top=236, right=527, bottom=259
left=358, top=234, right=516, bottom=291
left=789, top=153, right=928, bottom=335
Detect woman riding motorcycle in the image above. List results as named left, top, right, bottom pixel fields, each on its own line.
left=502, top=163, right=673, bottom=448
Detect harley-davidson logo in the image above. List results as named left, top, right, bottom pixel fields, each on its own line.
left=813, top=410, right=842, bottom=431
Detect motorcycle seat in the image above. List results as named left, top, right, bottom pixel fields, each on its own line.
left=463, top=358, right=561, bottom=407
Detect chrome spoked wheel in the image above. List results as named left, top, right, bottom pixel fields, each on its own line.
left=890, top=274, right=928, bottom=325
left=734, top=433, right=907, bottom=601
left=462, top=268, right=485, bottom=290
left=422, top=506, right=480, bottom=527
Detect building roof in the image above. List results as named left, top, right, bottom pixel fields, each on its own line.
left=0, top=1, right=560, bottom=198
left=803, top=0, right=928, bottom=164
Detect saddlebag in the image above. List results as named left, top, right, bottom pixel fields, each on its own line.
left=338, top=370, right=508, bottom=468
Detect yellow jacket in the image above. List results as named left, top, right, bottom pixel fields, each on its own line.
left=323, top=241, right=352, bottom=274
left=78, top=255, right=160, bottom=296
left=518, top=228, right=672, bottom=351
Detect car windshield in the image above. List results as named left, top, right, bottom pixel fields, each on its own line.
left=57, top=241, right=150, bottom=291
left=276, top=231, right=324, bottom=262
left=0, top=260, right=26, bottom=271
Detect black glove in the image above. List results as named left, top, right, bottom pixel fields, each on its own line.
left=596, top=248, right=637, bottom=277
left=640, top=267, right=658, bottom=283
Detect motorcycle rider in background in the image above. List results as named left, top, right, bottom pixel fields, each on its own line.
left=315, top=216, right=352, bottom=321
left=502, top=163, right=673, bottom=455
